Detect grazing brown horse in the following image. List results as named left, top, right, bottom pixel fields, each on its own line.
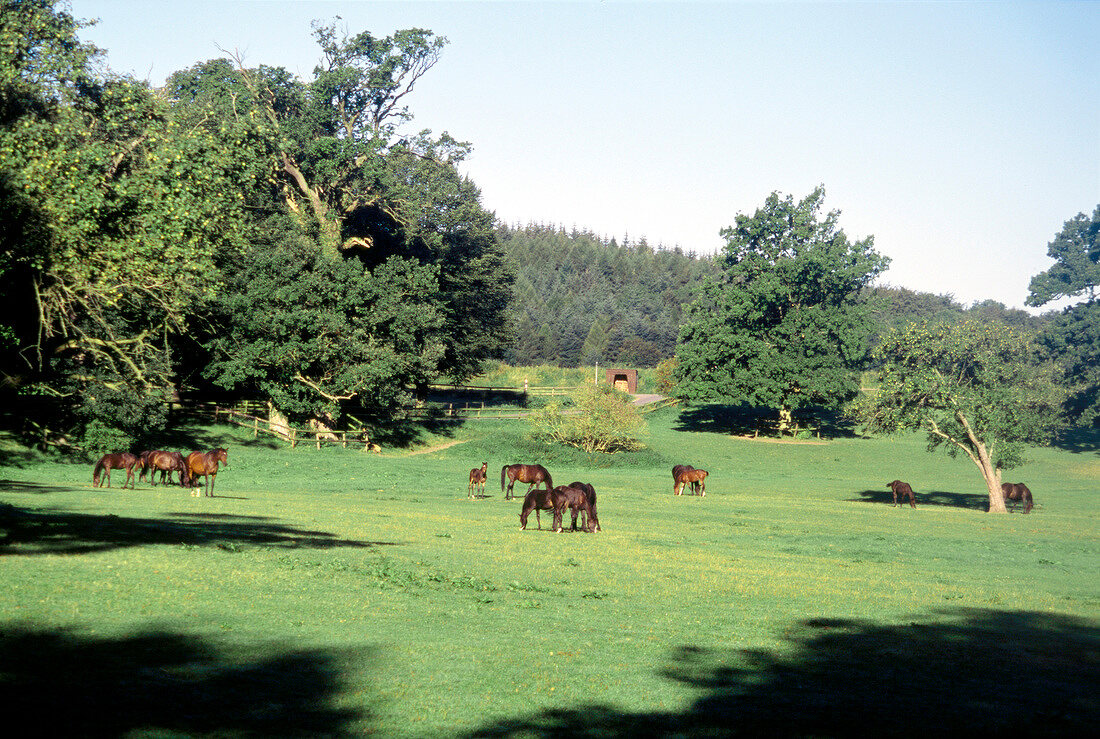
left=887, top=480, right=917, bottom=508
left=92, top=452, right=140, bottom=489
left=144, top=451, right=191, bottom=487
left=519, top=488, right=556, bottom=530
left=468, top=462, right=488, bottom=499
left=186, top=448, right=228, bottom=497
left=565, top=481, right=600, bottom=532
left=672, top=465, right=703, bottom=495
left=674, top=467, right=708, bottom=496
left=1000, top=482, right=1034, bottom=513
left=502, top=463, right=553, bottom=501
left=552, top=485, right=596, bottom=533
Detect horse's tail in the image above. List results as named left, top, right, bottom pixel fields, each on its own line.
left=501, top=465, right=507, bottom=492
left=92, top=458, right=104, bottom=487
left=543, top=468, right=553, bottom=491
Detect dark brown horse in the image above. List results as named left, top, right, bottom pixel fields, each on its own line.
left=519, top=487, right=556, bottom=530
left=674, top=467, right=708, bottom=496
left=1001, top=482, right=1034, bottom=513
left=186, top=448, right=228, bottom=497
left=92, top=452, right=140, bottom=489
left=887, top=480, right=917, bottom=508
left=565, top=481, right=600, bottom=532
left=144, top=451, right=191, bottom=487
left=553, top=485, right=596, bottom=533
left=468, top=462, right=488, bottom=499
left=502, top=463, right=553, bottom=501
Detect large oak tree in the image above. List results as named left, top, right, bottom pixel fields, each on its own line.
left=674, top=187, right=888, bottom=423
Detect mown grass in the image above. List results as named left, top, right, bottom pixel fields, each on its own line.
left=1, top=408, right=1097, bottom=736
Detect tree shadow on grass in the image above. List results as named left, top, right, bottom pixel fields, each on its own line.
left=849, top=488, right=990, bottom=511
left=0, top=504, right=402, bottom=556
left=468, top=609, right=1098, bottom=737
left=674, top=403, right=859, bottom=439
left=0, top=625, right=371, bottom=736
left=1051, top=425, right=1100, bottom=455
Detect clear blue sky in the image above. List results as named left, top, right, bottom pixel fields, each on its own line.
left=71, top=1, right=1099, bottom=312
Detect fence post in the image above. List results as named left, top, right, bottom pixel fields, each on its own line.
left=253, top=417, right=258, bottom=438
left=290, top=428, right=297, bottom=448
left=316, top=433, right=321, bottom=450
left=342, top=431, right=347, bottom=449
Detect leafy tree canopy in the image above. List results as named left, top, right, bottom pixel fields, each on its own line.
left=675, top=187, right=888, bottom=419
left=858, top=321, right=1063, bottom=512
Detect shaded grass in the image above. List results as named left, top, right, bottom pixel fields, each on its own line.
left=1, top=409, right=1097, bottom=735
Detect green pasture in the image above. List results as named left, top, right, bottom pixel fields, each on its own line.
left=1, top=409, right=1097, bottom=736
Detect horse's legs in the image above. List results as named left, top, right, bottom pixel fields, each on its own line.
left=207, top=472, right=216, bottom=497
left=699, top=479, right=705, bottom=497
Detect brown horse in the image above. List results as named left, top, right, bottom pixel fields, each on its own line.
left=674, top=467, right=708, bottom=496
left=1001, top=482, right=1034, bottom=513
left=565, top=481, right=600, bottom=532
left=672, top=465, right=702, bottom=495
left=468, top=462, right=488, bottom=499
left=92, top=452, right=140, bottom=489
left=186, top=448, right=228, bottom=497
left=553, top=485, right=596, bottom=533
left=145, top=451, right=191, bottom=487
left=502, top=463, right=553, bottom=501
left=519, top=487, right=556, bottom=530
left=887, top=480, right=917, bottom=508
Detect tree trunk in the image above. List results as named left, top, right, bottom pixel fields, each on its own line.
left=267, top=401, right=291, bottom=441
left=973, top=440, right=1007, bottom=513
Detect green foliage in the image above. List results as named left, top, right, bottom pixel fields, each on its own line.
left=0, top=0, right=250, bottom=444
left=500, top=224, right=718, bottom=367
left=1036, top=301, right=1100, bottom=426
left=528, top=383, right=646, bottom=453
left=166, top=22, right=512, bottom=419
left=676, top=187, right=889, bottom=418
left=1027, top=205, right=1100, bottom=306
left=203, top=218, right=446, bottom=420
left=1027, top=205, right=1100, bottom=427
left=859, top=320, right=1064, bottom=510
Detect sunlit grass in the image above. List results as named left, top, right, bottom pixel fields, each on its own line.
left=1, top=409, right=1096, bottom=735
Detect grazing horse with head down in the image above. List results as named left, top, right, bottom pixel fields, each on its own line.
left=144, top=451, right=191, bottom=487
left=553, top=485, right=597, bottom=533
left=468, top=462, right=488, bottom=498
left=186, top=448, right=228, bottom=497
left=674, top=466, right=708, bottom=496
left=502, top=463, right=553, bottom=501
left=887, top=480, right=917, bottom=508
left=565, top=481, right=600, bottom=532
left=1000, top=482, right=1034, bottom=513
left=93, top=452, right=140, bottom=489
left=519, top=488, right=556, bottom=530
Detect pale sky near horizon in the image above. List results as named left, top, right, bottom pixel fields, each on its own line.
left=70, top=0, right=1099, bottom=313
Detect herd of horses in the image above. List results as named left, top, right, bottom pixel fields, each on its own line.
left=465, top=461, right=713, bottom=534
left=887, top=479, right=1034, bottom=513
left=92, top=448, right=228, bottom=497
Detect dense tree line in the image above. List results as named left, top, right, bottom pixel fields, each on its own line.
left=498, top=224, right=719, bottom=368
left=1, top=1, right=510, bottom=450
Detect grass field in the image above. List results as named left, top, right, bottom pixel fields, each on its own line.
left=2, top=407, right=1097, bottom=736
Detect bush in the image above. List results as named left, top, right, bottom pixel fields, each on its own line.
left=528, top=384, right=645, bottom=453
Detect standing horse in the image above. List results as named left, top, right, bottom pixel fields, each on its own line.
left=674, top=467, right=708, bottom=496
left=672, top=465, right=702, bottom=495
left=553, top=485, right=596, bottom=533
left=519, top=488, right=556, bottom=530
left=92, top=452, right=140, bottom=489
left=887, top=480, right=917, bottom=508
left=145, top=451, right=191, bottom=487
left=1000, top=482, right=1034, bottom=513
left=502, top=463, right=553, bottom=501
left=565, top=481, right=600, bottom=532
left=468, top=462, right=488, bottom=499
left=186, top=448, right=228, bottom=497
